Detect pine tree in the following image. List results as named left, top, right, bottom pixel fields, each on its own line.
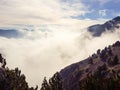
left=0, top=54, right=6, bottom=68
left=113, top=55, right=119, bottom=65
left=41, top=77, right=50, bottom=90
left=40, top=72, right=63, bottom=90
left=0, top=53, right=37, bottom=90
left=49, top=72, right=63, bottom=90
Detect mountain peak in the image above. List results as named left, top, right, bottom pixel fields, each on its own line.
left=88, top=16, right=120, bottom=36
left=113, top=16, right=120, bottom=21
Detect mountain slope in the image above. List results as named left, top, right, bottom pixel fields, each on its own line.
left=60, top=41, right=120, bottom=90
left=88, top=16, right=120, bottom=36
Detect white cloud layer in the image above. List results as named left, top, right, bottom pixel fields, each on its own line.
left=0, top=27, right=120, bottom=87
left=0, top=0, right=89, bottom=27
left=0, top=0, right=119, bottom=89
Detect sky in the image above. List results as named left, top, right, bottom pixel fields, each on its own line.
left=0, top=0, right=120, bottom=28
left=0, top=0, right=120, bottom=88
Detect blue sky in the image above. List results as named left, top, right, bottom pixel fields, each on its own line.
left=81, top=0, right=120, bottom=19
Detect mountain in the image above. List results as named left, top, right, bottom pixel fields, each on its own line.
left=60, top=41, right=120, bottom=90
left=0, top=29, right=23, bottom=38
left=88, top=16, right=120, bottom=36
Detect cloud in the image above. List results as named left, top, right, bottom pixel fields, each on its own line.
left=98, top=0, right=120, bottom=5
left=114, top=12, right=120, bottom=17
left=0, top=29, right=82, bottom=86
left=0, top=25, right=120, bottom=88
left=0, top=0, right=89, bottom=27
left=98, top=9, right=107, bottom=17
left=0, top=0, right=119, bottom=89
left=98, top=0, right=112, bottom=5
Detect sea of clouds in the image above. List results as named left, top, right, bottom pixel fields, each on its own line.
left=0, top=0, right=120, bottom=88
left=0, top=26, right=120, bottom=87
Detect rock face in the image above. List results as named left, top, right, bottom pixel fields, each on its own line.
left=60, top=41, right=120, bottom=90
left=88, top=16, right=120, bottom=36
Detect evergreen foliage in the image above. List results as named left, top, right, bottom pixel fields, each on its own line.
left=40, top=72, right=63, bottom=90
left=0, top=54, right=37, bottom=90
left=78, top=72, right=120, bottom=90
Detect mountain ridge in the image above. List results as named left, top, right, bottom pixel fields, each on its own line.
left=88, top=16, right=120, bottom=36
left=60, top=41, right=120, bottom=90
left=0, top=16, right=120, bottom=39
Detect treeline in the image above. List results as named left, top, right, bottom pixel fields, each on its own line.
left=89, top=41, right=120, bottom=65
left=40, top=72, right=63, bottom=90
left=79, top=73, right=120, bottom=90
left=0, top=54, right=38, bottom=90
left=79, top=41, right=120, bottom=90
left=0, top=53, right=63, bottom=90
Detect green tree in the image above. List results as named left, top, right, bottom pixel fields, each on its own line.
left=0, top=53, right=37, bottom=90
left=113, top=55, right=119, bottom=65
left=78, top=72, right=120, bottom=90
left=40, top=72, right=63, bottom=90
left=41, top=77, right=50, bottom=90
left=0, top=54, right=6, bottom=68
left=49, top=72, right=63, bottom=90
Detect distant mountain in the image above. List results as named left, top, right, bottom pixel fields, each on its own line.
left=60, top=41, right=120, bottom=90
left=88, top=16, right=120, bottom=36
left=0, top=29, right=23, bottom=38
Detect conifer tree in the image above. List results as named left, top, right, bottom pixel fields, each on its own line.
left=40, top=72, right=63, bottom=90
left=41, top=77, right=50, bottom=90
left=49, top=72, right=63, bottom=90
left=0, top=53, right=37, bottom=90
left=113, top=55, right=119, bottom=65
